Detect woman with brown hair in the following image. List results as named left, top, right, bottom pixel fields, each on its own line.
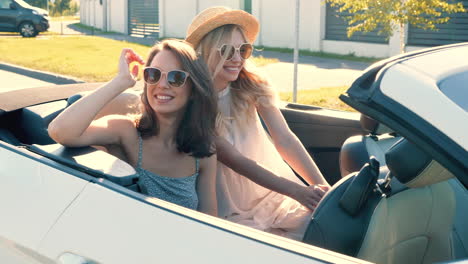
left=185, top=6, right=330, bottom=239
left=48, top=39, right=218, bottom=216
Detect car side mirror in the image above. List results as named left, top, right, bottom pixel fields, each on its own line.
left=9, top=3, right=16, bottom=9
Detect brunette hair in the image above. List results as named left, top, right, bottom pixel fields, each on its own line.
left=136, top=39, right=217, bottom=158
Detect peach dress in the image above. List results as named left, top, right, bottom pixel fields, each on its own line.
left=216, top=85, right=311, bottom=240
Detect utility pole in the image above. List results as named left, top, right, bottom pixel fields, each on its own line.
left=293, top=0, right=300, bottom=103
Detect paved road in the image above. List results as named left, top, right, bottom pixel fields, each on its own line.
left=48, top=20, right=89, bottom=35
left=0, top=63, right=83, bottom=92
left=0, top=68, right=54, bottom=92
left=259, top=62, right=364, bottom=92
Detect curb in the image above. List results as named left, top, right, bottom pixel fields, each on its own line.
left=0, top=62, right=84, bottom=85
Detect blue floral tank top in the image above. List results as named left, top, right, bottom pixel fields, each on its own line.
left=136, top=134, right=199, bottom=210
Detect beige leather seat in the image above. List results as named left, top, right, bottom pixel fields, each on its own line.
left=303, top=138, right=458, bottom=264
left=356, top=139, right=455, bottom=264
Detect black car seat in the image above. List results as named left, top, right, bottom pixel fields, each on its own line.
left=0, top=128, right=21, bottom=145
left=303, top=138, right=457, bottom=264
left=339, top=114, right=400, bottom=177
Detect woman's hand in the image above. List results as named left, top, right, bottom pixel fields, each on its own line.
left=116, top=48, right=145, bottom=89
left=293, top=184, right=330, bottom=211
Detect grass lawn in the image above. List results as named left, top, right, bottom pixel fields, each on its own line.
left=0, top=35, right=278, bottom=82
left=0, top=36, right=151, bottom=82
left=50, top=16, right=80, bottom=21
left=280, top=86, right=355, bottom=112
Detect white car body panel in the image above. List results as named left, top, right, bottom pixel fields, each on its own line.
left=380, top=61, right=468, bottom=151
left=0, top=146, right=88, bottom=251
left=38, top=183, right=367, bottom=264
left=402, top=46, right=468, bottom=80
left=0, top=238, right=45, bottom=264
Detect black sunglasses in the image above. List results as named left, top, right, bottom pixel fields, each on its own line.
left=143, top=67, right=190, bottom=87
left=218, top=43, right=253, bottom=61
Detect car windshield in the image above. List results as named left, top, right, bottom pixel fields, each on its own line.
left=439, top=71, right=468, bottom=112
left=14, top=0, right=33, bottom=9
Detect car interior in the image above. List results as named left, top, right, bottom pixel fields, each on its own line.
left=0, top=91, right=141, bottom=190
left=0, top=86, right=467, bottom=264
left=0, top=85, right=364, bottom=186
left=302, top=115, right=468, bottom=263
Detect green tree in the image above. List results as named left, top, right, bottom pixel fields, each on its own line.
left=24, top=0, right=46, bottom=9
left=326, top=0, right=466, bottom=53
left=49, top=0, right=71, bottom=16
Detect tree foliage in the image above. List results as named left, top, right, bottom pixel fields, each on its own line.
left=326, top=0, right=466, bottom=52
left=25, top=0, right=46, bottom=9
left=50, top=0, right=71, bottom=16
left=25, top=0, right=77, bottom=16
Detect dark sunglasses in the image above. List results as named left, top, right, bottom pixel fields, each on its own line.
left=143, top=67, right=190, bottom=87
left=218, top=43, right=253, bottom=61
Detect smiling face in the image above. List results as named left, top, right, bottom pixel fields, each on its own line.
left=145, top=49, right=192, bottom=117
left=212, top=28, right=248, bottom=91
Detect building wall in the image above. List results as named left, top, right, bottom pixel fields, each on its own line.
left=255, top=1, right=293, bottom=48
left=159, top=0, right=197, bottom=38
left=80, top=0, right=126, bottom=34
left=255, top=0, right=429, bottom=58
left=159, top=0, right=240, bottom=39
left=107, top=0, right=126, bottom=33
left=94, top=0, right=104, bottom=29
left=80, top=0, right=457, bottom=57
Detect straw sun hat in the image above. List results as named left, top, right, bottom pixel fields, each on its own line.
left=186, top=6, right=260, bottom=48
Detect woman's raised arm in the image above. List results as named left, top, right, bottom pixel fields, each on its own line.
left=48, top=48, right=144, bottom=147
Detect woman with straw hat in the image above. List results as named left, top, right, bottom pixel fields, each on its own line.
left=186, top=6, right=330, bottom=240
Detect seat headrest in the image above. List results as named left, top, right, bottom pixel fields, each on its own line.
left=67, top=93, right=84, bottom=106
left=385, top=138, right=453, bottom=188
left=360, top=115, right=393, bottom=135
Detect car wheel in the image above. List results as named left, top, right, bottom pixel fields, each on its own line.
left=19, top=22, right=37, bottom=38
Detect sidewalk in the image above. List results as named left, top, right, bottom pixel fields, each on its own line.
left=0, top=62, right=84, bottom=92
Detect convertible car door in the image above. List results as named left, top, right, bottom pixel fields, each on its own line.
left=280, top=104, right=363, bottom=185
left=0, top=142, right=89, bottom=263
left=340, top=43, right=468, bottom=186
left=37, top=180, right=367, bottom=264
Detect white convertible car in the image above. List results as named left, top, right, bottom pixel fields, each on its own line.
left=0, top=43, right=467, bottom=264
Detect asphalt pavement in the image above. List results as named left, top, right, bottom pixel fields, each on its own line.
left=0, top=20, right=373, bottom=92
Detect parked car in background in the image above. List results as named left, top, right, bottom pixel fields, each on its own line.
left=0, top=43, right=466, bottom=263
left=0, top=0, right=49, bottom=37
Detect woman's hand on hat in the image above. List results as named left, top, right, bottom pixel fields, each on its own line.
left=116, top=48, right=145, bottom=89
left=293, top=183, right=330, bottom=211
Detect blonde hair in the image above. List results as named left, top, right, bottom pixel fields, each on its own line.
left=196, top=25, right=277, bottom=133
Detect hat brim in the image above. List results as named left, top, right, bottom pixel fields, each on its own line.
left=186, top=10, right=259, bottom=48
